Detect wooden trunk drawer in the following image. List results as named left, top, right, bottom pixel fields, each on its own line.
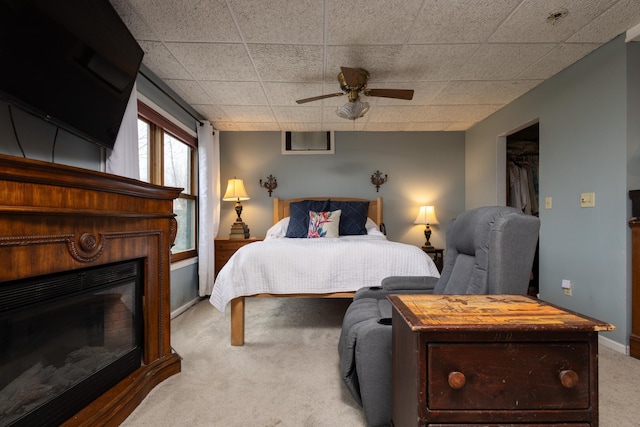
left=427, top=343, right=590, bottom=410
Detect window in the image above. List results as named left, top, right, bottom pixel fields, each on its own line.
left=137, top=101, right=197, bottom=262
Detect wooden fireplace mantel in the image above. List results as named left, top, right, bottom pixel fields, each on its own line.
left=0, top=154, right=183, bottom=426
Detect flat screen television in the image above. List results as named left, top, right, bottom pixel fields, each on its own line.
left=0, top=0, right=144, bottom=150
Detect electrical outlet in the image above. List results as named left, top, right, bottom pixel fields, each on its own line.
left=545, top=197, right=552, bottom=209
left=564, top=288, right=572, bottom=296
left=562, top=279, right=572, bottom=296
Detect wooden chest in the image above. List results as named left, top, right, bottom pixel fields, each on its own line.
left=389, top=294, right=614, bottom=427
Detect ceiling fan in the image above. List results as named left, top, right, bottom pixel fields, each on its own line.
left=295, top=66, right=414, bottom=120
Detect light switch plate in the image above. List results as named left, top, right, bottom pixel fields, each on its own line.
left=580, top=192, right=595, bottom=208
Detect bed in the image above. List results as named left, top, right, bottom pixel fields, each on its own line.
left=209, top=197, right=440, bottom=345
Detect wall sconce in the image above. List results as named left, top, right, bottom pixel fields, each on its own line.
left=223, top=178, right=250, bottom=239
left=414, top=205, right=439, bottom=249
left=371, top=170, right=388, bottom=192
left=259, top=174, right=278, bottom=197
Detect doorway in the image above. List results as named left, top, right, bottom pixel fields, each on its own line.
left=506, top=122, right=539, bottom=295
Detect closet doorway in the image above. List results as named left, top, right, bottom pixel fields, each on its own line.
left=506, top=122, right=539, bottom=295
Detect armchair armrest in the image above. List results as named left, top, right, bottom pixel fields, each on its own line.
left=380, top=275, right=439, bottom=291
left=354, top=276, right=439, bottom=301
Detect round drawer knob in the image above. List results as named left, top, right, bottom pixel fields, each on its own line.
left=448, top=371, right=466, bottom=389
left=559, top=369, right=579, bottom=388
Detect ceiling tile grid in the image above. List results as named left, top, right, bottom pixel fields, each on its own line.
left=110, top=0, right=640, bottom=131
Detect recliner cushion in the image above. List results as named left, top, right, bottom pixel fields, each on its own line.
left=338, top=297, right=393, bottom=427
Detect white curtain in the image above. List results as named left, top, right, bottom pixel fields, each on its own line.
left=106, top=82, right=140, bottom=179
left=198, top=121, right=220, bottom=296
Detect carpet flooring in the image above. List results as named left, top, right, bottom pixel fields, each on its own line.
left=121, top=298, right=640, bottom=426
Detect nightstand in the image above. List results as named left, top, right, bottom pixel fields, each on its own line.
left=214, top=237, right=262, bottom=277
left=421, top=247, right=443, bottom=273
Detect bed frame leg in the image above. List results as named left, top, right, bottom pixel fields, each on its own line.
left=230, top=297, right=245, bottom=346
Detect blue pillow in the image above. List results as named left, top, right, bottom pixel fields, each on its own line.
left=329, top=200, right=370, bottom=235
left=285, top=200, right=330, bottom=238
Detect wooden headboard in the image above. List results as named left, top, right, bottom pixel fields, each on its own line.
left=273, top=197, right=383, bottom=226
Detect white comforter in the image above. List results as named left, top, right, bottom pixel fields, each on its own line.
left=209, top=234, right=440, bottom=313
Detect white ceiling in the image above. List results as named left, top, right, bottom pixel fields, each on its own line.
left=110, top=0, right=640, bottom=132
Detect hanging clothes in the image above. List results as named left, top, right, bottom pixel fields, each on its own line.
left=507, top=154, right=539, bottom=216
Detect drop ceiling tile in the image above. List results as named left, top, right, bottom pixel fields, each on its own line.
left=323, top=121, right=367, bottom=131
left=320, top=95, right=350, bottom=108
left=166, top=43, right=256, bottom=80
left=272, top=106, right=323, bottom=123
left=213, top=122, right=240, bottom=131
left=432, top=80, right=542, bottom=105
left=365, top=106, right=429, bottom=123
left=200, top=81, right=267, bottom=105
left=445, top=122, right=476, bottom=131
left=361, top=122, right=418, bottom=132
left=126, top=0, right=240, bottom=42
left=390, top=45, right=479, bottom=82
left=490, top=0, right=616, bottom=43
left=110, top=0, right=158, bottom=40
left=114, top=0, right=640, bottom=132
left=282, top=123, right=324, bottom=132
left=263, top=82, right=328, bottom=106
left=407, top=122, right=460, bottom=131
left=567, top=0, right=640, bottom=43
left=229, top=0, right=324, bottom=44
left=325, top=46, right=404, bottom=83
left=192, top=104, right=230, bottom=122
left=457, top=44, right=556, bottom=80
left=326, top=0, right=423, bottom=44
left=422, top=105, right=503, bottom=122
left=138, top=41, right=192, bottom=79
left=517, top=43, right=600, bottom=79
left=221, top=105, right=277, bottom=122
left=230, top=122, right=282, bottom=131
left=163, top=80, right=212, bottom=104
left=409, top=0, right=521, bottom=44
left=250, top=45, right=324, bottom=82
left=370, top=82, right=448, bottom=106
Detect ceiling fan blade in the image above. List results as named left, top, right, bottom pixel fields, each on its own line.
left=295, top=92, right=344, bottom=104
left=340, top=66, right=364, bottom=88
left=365, top=88, right=414, bottom=100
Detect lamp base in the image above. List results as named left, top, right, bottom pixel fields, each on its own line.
left=229, top=220, right=250, bottom=239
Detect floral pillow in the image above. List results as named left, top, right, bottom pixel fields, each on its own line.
left=308, top=210, right=341, bottom=238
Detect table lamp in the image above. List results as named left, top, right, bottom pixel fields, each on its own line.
left=414, top=205, right=438, bottom=249
left=223, top=178, right=250, bottom=239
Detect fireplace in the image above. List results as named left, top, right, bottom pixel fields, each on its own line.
left=0, top=154, right=182, bottom=426
left=0, top=260, right=143, bottom=426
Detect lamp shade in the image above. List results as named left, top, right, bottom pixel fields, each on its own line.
left=223, top=178, right=250, bottom=201
left=414, top=205, right=438, bottom=225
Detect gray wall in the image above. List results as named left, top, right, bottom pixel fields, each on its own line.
left=219, top=131, right=466, bottom=248
left=466, top=35, right=634, bottom=347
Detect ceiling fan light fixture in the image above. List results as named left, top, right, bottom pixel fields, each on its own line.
left=336, top=99, right=370, bottom=120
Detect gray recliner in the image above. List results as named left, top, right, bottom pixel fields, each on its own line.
left=338, top=206, right=540, bottom=427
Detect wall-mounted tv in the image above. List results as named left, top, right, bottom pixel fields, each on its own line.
left=0, top=0, right=143, bottom=150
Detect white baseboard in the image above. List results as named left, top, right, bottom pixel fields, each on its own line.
left=599, top=335, right=628, bottom=355
left=171, top=297, right=202, bottom=319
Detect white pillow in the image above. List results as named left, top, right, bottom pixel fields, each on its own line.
left=308, top=210, right=341, bottom=238
left=265, top=217, right=290, bottom=239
